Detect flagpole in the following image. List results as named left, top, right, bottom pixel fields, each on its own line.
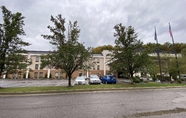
left=154, top=27, right=163, bottom=82
left=169, top=22, right=180, bottom=79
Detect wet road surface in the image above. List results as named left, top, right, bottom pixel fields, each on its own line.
left=0, top=88, right=186, bottom=118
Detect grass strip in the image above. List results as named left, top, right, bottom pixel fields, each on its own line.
left=0, top=82, right=186, bottom=94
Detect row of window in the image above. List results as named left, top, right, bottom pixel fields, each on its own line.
left=93, top=58, right=100, bottom=63
left=36, top=56, right=39, bottom=62
left=12, top=73, right=21, bottom=79
left=34, top=72, right=43, bottom=78
left=9, top=72, right=63, bottom=79
left=35, top=57, right=101, bottom=63
left=35, top=64, right=100, bottom=70
left=93, top=65, right=100, bottom=70
left=35, top=64, right=40, bottom=70
left=34, top=72, right=64, bottom=79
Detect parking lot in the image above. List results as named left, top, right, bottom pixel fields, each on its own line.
left=0, top=78, right=132, bottom=88
left=0, top=79, right=73, bottom=88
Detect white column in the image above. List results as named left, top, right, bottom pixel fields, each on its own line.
left=86, top=69, right=89, bottom=78
left=102, top=50, right=110, bottom=76
left=47, top=66, right=50, bottom=78
left=3, top=64, right=6, bottom=79
left=26, top=54, right=31, bottom=79
left=103, top=54, right=106, bottom=76
left=3, top=71, right=6, bottom=79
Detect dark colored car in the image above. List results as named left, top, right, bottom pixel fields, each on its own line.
left=101, top=75, right=116, bottom=84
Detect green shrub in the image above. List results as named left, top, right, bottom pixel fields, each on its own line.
left=163, top=76, right=171, bottom=81
left=177, top=79, right=182, bottom=84
left=152, top=77, right=157, bottom=82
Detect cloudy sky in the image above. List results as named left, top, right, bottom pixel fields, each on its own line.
left=0, top=0, right=186, bottom=51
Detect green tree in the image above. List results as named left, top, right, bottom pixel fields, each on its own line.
left=161, top=54, right=178, bottom=80
left=93, top=45, right=113, bottom=54
left=146, top=59, right=159, bottom=81
left=181, top=48, right=186, bottom=57
left=0, top=6, right=30, bottom=77
left=179, top=48, right=186, bottom=74
left=41, top=14, right=92, bottom=86
left=109, top=24, right=150, bottom=79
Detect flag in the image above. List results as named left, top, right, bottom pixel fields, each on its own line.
left=169, top=23, right=173, bottom=38
left=154, top=27, right=157, bottom=40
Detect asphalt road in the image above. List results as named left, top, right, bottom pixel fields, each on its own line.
left=0, top=88, right=186, bottom=118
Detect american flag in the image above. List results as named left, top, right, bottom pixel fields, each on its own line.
left=169, top=23, right=173, bottom=38
left=154, top=27, right=157, bottom=40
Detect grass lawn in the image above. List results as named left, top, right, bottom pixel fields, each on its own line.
left=0, top=82, right=186, bottom=94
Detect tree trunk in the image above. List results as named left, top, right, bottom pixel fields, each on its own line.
left=68, top=73, right=72, bottom=86
left=129, top=71, right=134, bottom=84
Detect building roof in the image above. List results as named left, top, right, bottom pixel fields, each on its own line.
left=27, top=50, right=52, bottom=55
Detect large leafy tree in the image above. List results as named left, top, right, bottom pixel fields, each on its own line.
left=180, top=48, right=186, bottom=74
left=93, top=45, right=113, bottom=54
left=145, top=58, right=160, bottom=80
left=0, top=6, right=30, bottom=77
left=160, top=55, right=178, bottom=79
left=41, top=14, right=92, bottom=86
left=109, top=24, right=150, bottom=79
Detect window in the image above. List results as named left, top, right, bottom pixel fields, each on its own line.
left=35, top=56, right=39, bottom=62
left=34, top=72, right=38, bottom=78
left=18, top=72, right=21, bottom=79
left=96, top=58, right=100, bottom=63
left=35, top=64, right=39, bottom=70
left=60, top=72, right=63, bottom=79
left=39, top=72, right=43, bottom=78
left=55, top=72, right=58, bottom=79
left=40, top=65, right=43, bottom=70
left=93, top=58, right=100, bottom=63
left=97, top=65, right=100, bottom=70
left=79, top=72, right=82, bottom=76
left=12, top=73, right=16, bottom=79
left=93, top=65, right=95, bottom=70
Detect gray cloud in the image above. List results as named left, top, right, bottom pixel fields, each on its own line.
left=0, top=0, right=186, bottom=51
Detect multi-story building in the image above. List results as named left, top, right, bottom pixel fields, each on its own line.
left=2, top=50, right=182, bottom=79
left=4, top=50, right=112, bottom=79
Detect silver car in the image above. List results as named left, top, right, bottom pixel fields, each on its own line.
left=74, top=76, right=88, bottom=85
left=89, top=75, right=101, bottom=84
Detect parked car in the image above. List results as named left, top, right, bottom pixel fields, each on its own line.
left=89, top=74, right=101, bottom=84
left=73, top=76, right=88, bottom=85
left=101, top=75, right=117, bottom=84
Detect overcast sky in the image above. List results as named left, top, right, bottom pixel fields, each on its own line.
left=0, top=0, right=186, bottom=51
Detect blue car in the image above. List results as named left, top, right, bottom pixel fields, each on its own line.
left=101, top=75, right=117, bottom=84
